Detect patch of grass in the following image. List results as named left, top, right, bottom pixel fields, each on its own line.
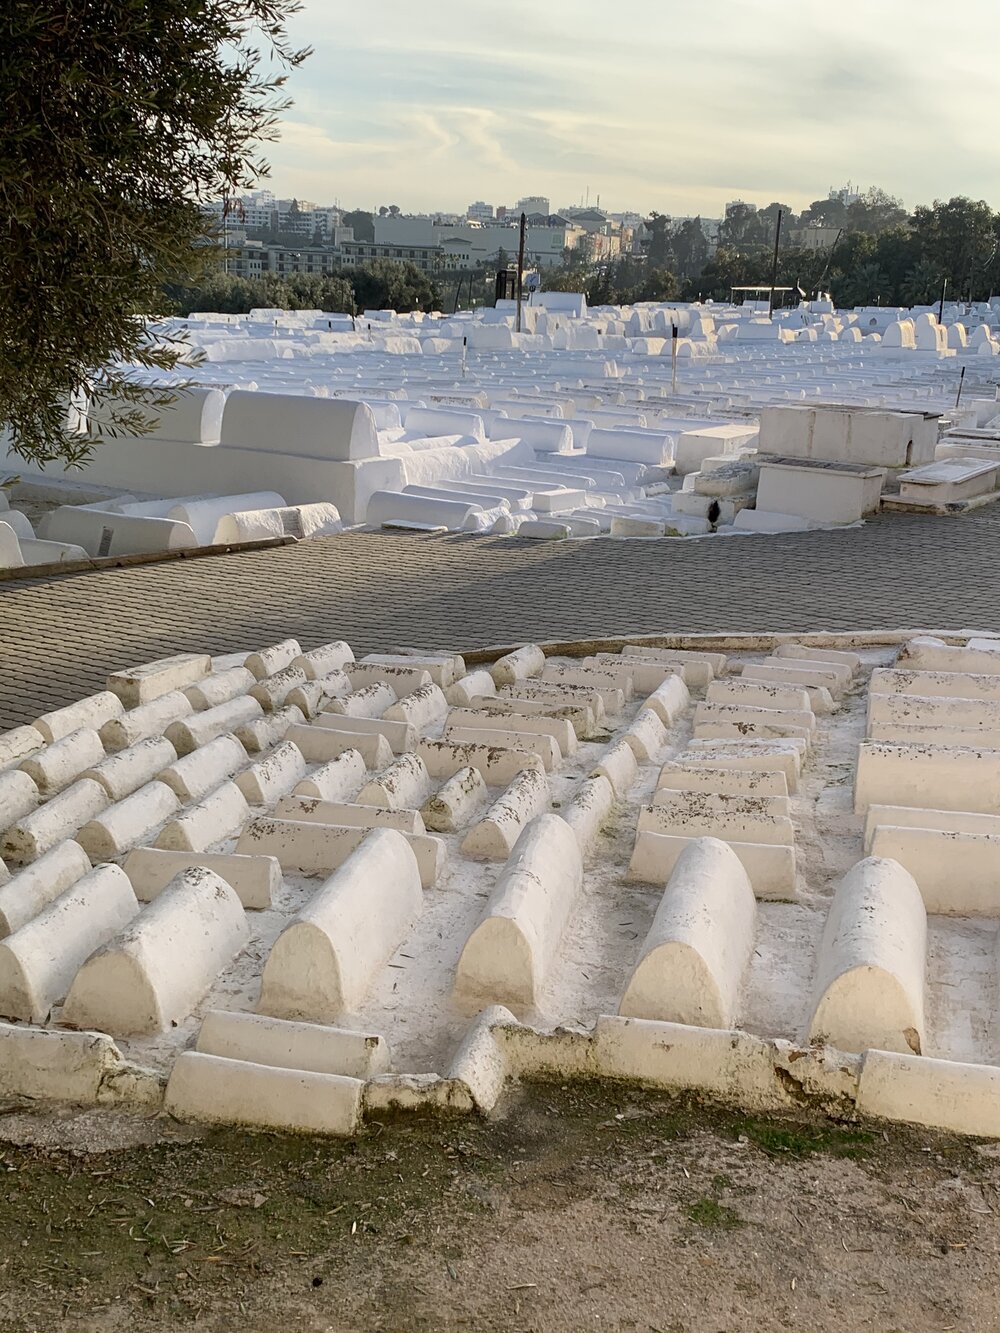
left=0, top=1080, right=976, bottom=1330
left=0, top=1120, right=483, bottom=1318
left=685, top=1197, right=744, bottom=1230
left=734, top=1118, right=874, bottom=1160
left=526, top=1080, right=703, bottom=1144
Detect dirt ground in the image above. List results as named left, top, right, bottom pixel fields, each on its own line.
left=0, top=1083, right=998, bottom=1333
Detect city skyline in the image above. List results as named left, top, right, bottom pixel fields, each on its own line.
left=265, top=0, right=999, bottom=217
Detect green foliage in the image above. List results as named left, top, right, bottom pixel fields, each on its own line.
left=686, top=245, right=769, bottom=300
left=900, top=259, right=944, bottom=307
left=537, top=268, right=586, bottom=294
left=544, top=256, right=679, bottom=306
left=0, top=0, right=309, bottom=466
left=644, top=214, right=712, bottom=280
left=670, top=218, right=713, bottom=280
left=556, top=193, right=1000, bottom=310
left=733, top=1118, right=873, bottom=1160
left=910, top=196, right=1000, bottom=298
left=645, top=211, right=673, bottom=266
left=352, top=260, right=442, bottom=314
left=168, top=271, right=356, bottom=317
left=173, top=261, right=442, bottom=317
left=718, top=201, right=771, bottom=251
left=847, top=186, right=909, bottom=234
left=799, top=195, right=849, bottom=231
left=685, top=1197, right=744, bottom=1230
left=342, top=209, right=376, bottom=243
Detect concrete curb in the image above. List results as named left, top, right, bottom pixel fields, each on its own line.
left=459, top=628, right=1000, bottom=667
left=0, top=536, right=296, bottom=583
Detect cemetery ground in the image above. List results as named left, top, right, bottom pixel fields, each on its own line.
left=2, top=1082, right=1000, bottom=1332
left=4, top=510, right=1000, bottom=1330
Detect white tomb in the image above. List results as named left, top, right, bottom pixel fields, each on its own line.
left=756, top=458, right=887, bottom=525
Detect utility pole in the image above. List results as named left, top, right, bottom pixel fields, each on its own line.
left=818, top=228, right=843, bottom=293
left=516, top=212, right=527, bottom=333
left=938, top=277, right=948, bottom=326
left=767, top=209, right=783, bottom=321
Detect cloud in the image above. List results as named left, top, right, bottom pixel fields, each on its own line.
left=259, top=0, right=1000, bottom=215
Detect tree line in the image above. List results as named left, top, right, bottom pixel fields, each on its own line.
left=545, top=193, right=1000, bottom=309
left=175, top=191, right=1000, bottom=318
left=166, top=260, right=442, bottom=317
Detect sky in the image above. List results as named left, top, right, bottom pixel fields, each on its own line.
left=263, top=0, right=999, bottom=217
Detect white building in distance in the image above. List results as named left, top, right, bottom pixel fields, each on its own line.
left=370, top=215, right=581, bottom=269
left=516, top=195, right=551, bottom=216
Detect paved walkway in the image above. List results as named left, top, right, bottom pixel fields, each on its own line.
left=1, top=513, right=996, bottom=729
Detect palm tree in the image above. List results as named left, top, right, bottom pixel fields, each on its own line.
left=839, top=262, right=887, bottom=308
left=901, top=260, right=941, bottom=306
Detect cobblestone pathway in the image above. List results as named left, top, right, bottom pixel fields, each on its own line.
left=0, top=513, right=993, bottom=728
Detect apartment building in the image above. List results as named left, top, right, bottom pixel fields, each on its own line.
left=372, top=215, right=581, bottom=268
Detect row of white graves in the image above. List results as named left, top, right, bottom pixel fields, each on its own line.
left=4, top=297, right=1000, bottom=555
left=0, top=482, right=343, bottom=571
left=0, top=488, right=88, bottom=568
left=2, top=629, right=1000, bottom=1139
left=170, top=293, right=1000, bottom=359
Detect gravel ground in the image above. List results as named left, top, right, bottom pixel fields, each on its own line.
left=0, top=1083, right=997, bottom=1332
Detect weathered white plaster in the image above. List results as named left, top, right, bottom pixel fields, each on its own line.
left=165, top=1052, right=364, bottom=1135
left=235, top=704, right=305, bottom=753
left=855, top=741, right=1000, bottom=814
left=77, top=780, right=181, bottom=860
left=0, top=865, right=138, bottom=1022
left=259, top=829, right=422, bottom=1019
left=454, top=815, right=582, bottom=1011
left=183, top=668, right=256, bottom=711
left=421, top=767, right=489, bottom=832
left=808, top=857, right=926, bottom=1055
left=591, top=738, right=639, bottom=798
left=355, top=754, right=433, bottom=810
left=857, top=1049, right=1000, bottom=1137
left=196, top=1008, right=390, bottom=1077
left=273, top=794, right=424, bottom=834
left=491, top=645, right=546, bottom=686
left=293, top=750, right=368, bottom=801
left=629, top=831, right=796, bottom=898
left=234, top=741, right=308, bottom=806
left=249, top=665, right=309, bottom=712
left=244, top=638, right=303, bottom=680
left=0, top=770, right=40, bottom=833
left=235, top=816, right=444, bottom=888
left=461, top=768, right=552, bottom=860
left=620, top=838, right=756, bottom=1027
left=0, top=841, right=93, bottom=938
left=123, top=847, right=280, bottom=910
left=63, top=868, right=248, bottom=1035
left=107, top=653, right=211, bottom=708
left=287, top=722, right=393, bottom=769
left=2, top=778, right=110, bottom=864
left=155, top=781, right=251, bottom=853
left=84, top=736, right=178, bottom=801
left=33, top=692, right=123, bottom=744
left=165, top=696, right=263, bottom=756
left=311, top=711, right=416, bottom=755
left=157, top=734, right=247, bottom=803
